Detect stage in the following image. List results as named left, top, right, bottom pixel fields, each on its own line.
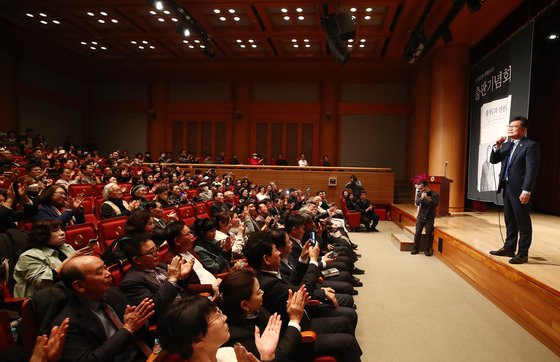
left=390, top=203, right=560, bottom=357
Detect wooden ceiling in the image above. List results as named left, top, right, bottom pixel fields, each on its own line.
left=0, top=0, right=525, bottom=81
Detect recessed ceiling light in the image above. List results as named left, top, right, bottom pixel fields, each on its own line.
left=39, top=13, right=47, bottom=17
left=86, top=12, right=94, bottom=17
left=251, top=44, right=257, bottom=48
left=149, top=10, right=156, bottom=15
left=200, top=45, right=205, bottom=49
left=111, top=19, right=118, bottom=23
left=240, top=44, right=246, bottom=48
left=348, top=39, right=353, bottom=42
left=229, top=9, right=235, bottom=14
left=305, top=44, right=311, bottom=48
left=171, top=17, right=178, bottom=22
left=183, top=40, right=189, bottom=44
left=92, top=41, right=97, bottom=45
left=293, top=44, right=299, bottom=48
left=296, top=8, right=303, bottom=13
left=138, top=46, right=144, bottom=50
left=40, top=20, right=47, bottom=25
left=360, top=39, right=366, bottom=43
left=194, top=40, right=200, bottom=43
left=350, top=7, right=357, bottom=13
left=157, top=17, right=165, bottom=22
left=364, top=15, right=371, bottom=20
left=365, top=7, right=373, bottom=12
left=549, top=34, right=558, bottom=40
left=52, top=20, right=60, bottom=24
left=155, top=1, right=163, bottom=11
left=188, top=45, right=194, bottom=49
left=163, top=10, right=170, bottom=15
left=80, top=41, right=87, bottom=45
left=284, top=16, right=290, bottom=21
left=142, top=40, right=148, bottom=44
left=101, top=46, right=107, bottom=50
left=298, top=16, right=304, bottom=20
left=98, top=19, right=105, bottom=23
left=90, top=46, right=96, bottom=50
left=291, top=39, right=297, bottom=43
left=359, top=44, right=365, bottom=48
left=281, top=8, right=288, bottom=13
left=348, top=44, right=353, bottom=48
left=246, top=39, right=253, bottom=43
left=26, top=13, right=34, bottom=17
left=233, top=16, right=240, bottom=21
left=236, top=39, right=242, bottom=43
left=131, top=41, right=137, bottom=44
left=219, top=16, right=226, bottom=21
left=214, top=9, right=221, bottom=14
left=149, top=45, right=155, bottom=49
left=100, top=11, right=107, bottom=16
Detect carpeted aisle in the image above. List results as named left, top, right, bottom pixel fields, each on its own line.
left=351, top=221, right=558, bottom=362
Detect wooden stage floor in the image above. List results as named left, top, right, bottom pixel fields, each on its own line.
left=391, top=203, right=560, bottom=356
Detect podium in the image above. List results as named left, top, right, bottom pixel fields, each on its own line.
left=427, top=176, right=451, bottom=217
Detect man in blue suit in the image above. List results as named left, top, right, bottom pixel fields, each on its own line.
left=489, top=116, right=540, bottom=264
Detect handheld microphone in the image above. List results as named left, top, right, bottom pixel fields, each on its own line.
left=494, top=136, right=507, bottom=147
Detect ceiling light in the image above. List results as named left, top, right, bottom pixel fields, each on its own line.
left=157, top=17, right=165, bottom=22
left=365, top=7, right=372, bottom=12
left=233, top=16, right=240, bottom=21
left=348, top=44, right=353, bottom=48
left=101, top=46, right=107, bottom=50
left=284, top=16, right=290, bottom=21
left=359, top=44, right=365, bottom=48
left=188, top=45, right=194, bottom=49
left=200, top=45, right=205, bottom=48
left=86, top=12, right=94, bottom=17
left=293, top=44, right=299, bottom=48
left=90, top=46, right=96, bottom=50
left=252, top=44, right=257, bottom=48
left=98, top=19, right=105, bottom=23
left=360, top=39, right=366, bottom=43
left=298, top=16, right=304, bottom=20
left=248, top=39, right=254, bottom=43
left=240, top=44, right=246, bottom=48
left=236, top=39, right=242, bottom=43
left=100, top=11, right=107, bottom=16
left=194, top=39, right=200, bottom=43
left=138, top=46, right=144, bottom=49
left=80, top=41, right=86, bottom=45
left=111, top=19, right=118, bottom=23
left=304, top=39, right=309, bottom=42
left=52, top=20, right=60, bottom=24
left=171, top=17, right=178, bottom=22
left=39, top=13, right=47, bottom=17
left=549, top=34, right=558, bottom=40
left=364, top=15, right=371, bottom=20
left=350, top=7, right=357, bottom=13
left=149, top=10, right=156, bottom=15
left=183, top=40, right=189, bottom=43
left=155, top=1, right=163, bottom=11
left=229, top=9, right=235, bottom=14
left=163, top=10, right=170, bottom=15
left=219, top=16, right=226, bottom=21
left=214, top=9, right=220, bottom=14
left=26, top=13, right=34, bottom=17
left=40, top=20, right=47, bottom=25
left=183, top=28, right=190, bottom=36
left=130, top=41, right=136, bottom=44
left=142, top=40, right=148, bottom=44
left=296, top=8, right=303, bottom=13
left=149, top=45, right=155, bottom=49
left=92, top=41, right=97, bottom=45
left=281, top=8, right=288, bottom=13
left=305, top=44, right=310, bottom=48
left=291, top=39, right=297, bottom=42
left=348, top=39, right=354, bottom=42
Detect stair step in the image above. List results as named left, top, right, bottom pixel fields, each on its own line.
left=391, top=233, right=414, bottom=251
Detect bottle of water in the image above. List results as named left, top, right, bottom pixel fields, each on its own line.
left=153, top=338, right=162, bottom=355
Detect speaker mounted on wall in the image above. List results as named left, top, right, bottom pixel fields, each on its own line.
left=321, top=12, right=356, bottom=64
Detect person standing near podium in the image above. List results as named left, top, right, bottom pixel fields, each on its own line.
left=411, top=179, right=439, bottom=256
left=489, top=116, right=539, bottom=264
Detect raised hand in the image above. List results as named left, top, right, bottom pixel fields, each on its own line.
left=254, top=313, right=281, bottom=362
left=234, top=343, right=260, bottom=362
left=46, top=317, right=69, bottom=362
left=167, top=255, right=182, bottom=283
left=179, top=257, right=194, bottom=279
left=286, top=288, right=305, bottom=323
left=123, top=298, right=155, bottom=334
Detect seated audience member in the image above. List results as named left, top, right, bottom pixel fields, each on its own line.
left=120, top=233, right=194, bottom=319
left=164, top=221, right=220, bottom=294
left=192, top=218, right=232, bottom=275
left=72, top=162, right=100, bottom=185
left=153, top=185, right=170, bottom=208
left=54, top=168, right=73, bottom=189
left=167, top=183, right=189, bottom=207
left=209, top=191, right=230, bottom=218
left=297, top=153, right=308, bottom=167
left=0, top=183, right=36, bottom=233
left=243, top=234, right=362, bottom=362
left=144, top=201, right=177, bottom=241
left=32, top=184, right=85, bottom=226
left=130, top=184, right=149, bottom=206
left=344, top=175, right=364, bottom=199
left=100, top=182, right=140, bottom=219
left=255, top=186, right=268, bottom=202
left=321, top=155, right=332, bottom=167
left=52, top=255, right=155, bottom=362
left=219, top=269, right=303, bottom=362
left=14, top=220, right=91, bottom=297
left=275, top=153, right=288, bottom=166
left=158, top=296, right=280, bottom=362
left=198, top=182, right=213, bottom=201
left=248, top=153, right=264, bottom=165
left=354, top=191, right=379, bottom=232
left=228, top=212, right=247, bottom=258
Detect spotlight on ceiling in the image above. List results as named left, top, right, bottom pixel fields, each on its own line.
left=177, top=24, right=190, bottom=37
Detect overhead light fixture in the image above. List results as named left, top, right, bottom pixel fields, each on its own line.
left=177, top=24, right=190, bottom=37
left=548, top=33, right=558, bottom=40
left=155, top=1, right=164, bottom=10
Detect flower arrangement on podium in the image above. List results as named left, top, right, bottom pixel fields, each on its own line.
left=410, top=173, right=428, bottom=186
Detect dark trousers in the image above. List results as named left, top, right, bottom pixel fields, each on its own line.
left=413, top=217, right=434, bottom=251
left=308, top=316, right=362, bottom=362
left=360, top=210, right=379, bottom=230
left=503, top=184, right=532, bottom=256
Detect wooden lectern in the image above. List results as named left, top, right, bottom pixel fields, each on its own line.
left=427, top=176, right=451, bottom=217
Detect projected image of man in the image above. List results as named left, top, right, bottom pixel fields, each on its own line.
left=489, top=116, right=539, bottom=264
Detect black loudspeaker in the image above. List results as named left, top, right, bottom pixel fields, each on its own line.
left=321, top=12, right=356, bottom=64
